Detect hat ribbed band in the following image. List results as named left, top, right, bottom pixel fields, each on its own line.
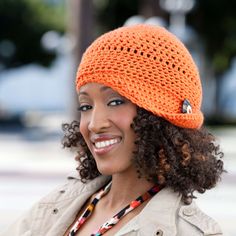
left=76, top=24, right=204, bottom=129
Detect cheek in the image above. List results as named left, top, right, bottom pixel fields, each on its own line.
left=113, top=108, right=137, bottom=137
left=123, top=105, right=137, bottom=127
left=114, top=116, right=133, bottom=131
left=79, top=118, right=88, bottom=141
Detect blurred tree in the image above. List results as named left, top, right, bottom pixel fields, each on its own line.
left=0, top=0, right=65, bottom=68
left=188, top=0, right=236, bottom=121
left=189, top=0, right=236, bottom=75
left=94, top=0, right=140, bottom=33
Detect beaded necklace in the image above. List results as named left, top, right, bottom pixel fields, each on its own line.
left=68, top=182, right=162, bottom=236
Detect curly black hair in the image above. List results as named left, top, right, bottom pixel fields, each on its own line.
left=62, top=107, right=225, bottom=204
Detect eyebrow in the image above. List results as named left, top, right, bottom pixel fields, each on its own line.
left=78, top=86, right=113, bottom=96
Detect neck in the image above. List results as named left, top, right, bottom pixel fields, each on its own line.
left=103, top=169, right=155, bottom=209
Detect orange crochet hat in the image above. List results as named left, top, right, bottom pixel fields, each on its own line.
left=76, top=24, right=203, bottom=129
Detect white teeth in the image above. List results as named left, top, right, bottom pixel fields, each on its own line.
left=95, top=139, right=119, bottom=149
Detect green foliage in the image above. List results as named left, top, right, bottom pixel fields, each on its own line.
left=189, top=0, right=236, bottom=74
left=0, top=0, right=65, bottom=68
left=94, top=0, right=140, bottom=33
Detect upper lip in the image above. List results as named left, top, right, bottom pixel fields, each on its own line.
left=90, top=134, right=121, bottom=144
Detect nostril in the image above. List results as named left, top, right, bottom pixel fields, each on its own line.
left=88, top=119, right=111, bottom=133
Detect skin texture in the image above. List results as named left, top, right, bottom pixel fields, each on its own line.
left=64, top=83, right=154, bottom=235
left=78, top=83, right=137, bottom=176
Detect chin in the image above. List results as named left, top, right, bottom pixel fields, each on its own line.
left=95, top=159, right=134, bottom=176
left=97, top=165, right=134, bottom=176
left=97, top=167, right=116, bottom=176
left=96, top=164, right=123, bottom=176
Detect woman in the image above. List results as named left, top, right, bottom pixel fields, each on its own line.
left=2, top=24, right=224, bottom=236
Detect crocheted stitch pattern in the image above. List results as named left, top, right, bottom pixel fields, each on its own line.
left=76, top=24, right=203, bottom=129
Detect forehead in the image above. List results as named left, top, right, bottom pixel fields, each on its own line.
left=78, top=83, right=117, bottom=95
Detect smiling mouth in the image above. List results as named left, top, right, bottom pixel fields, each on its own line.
left=94, top=138, right=121, bottom=149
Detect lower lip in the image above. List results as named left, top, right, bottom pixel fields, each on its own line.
left=93, top=142, right=120, bottom=155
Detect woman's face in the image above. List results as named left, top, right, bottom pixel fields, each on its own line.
left=78, top=83, right=137, bottom=176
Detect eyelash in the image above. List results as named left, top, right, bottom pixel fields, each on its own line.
left=108, top=99, right=124, bottom=106
left=78, top=99, right=124, bottom=112
left=77, top=105, right=92, bottom=112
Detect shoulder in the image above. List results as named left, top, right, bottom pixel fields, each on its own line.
left=38, top=172, right=109, bottom=203
left=38, top=171, right=86, bottom=203
left=1, top=173, right=110, bottom=236
left=177, top=201, right=223, bottom=236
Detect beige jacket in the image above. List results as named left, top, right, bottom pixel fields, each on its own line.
left=1, top=173, right=223, bottom=236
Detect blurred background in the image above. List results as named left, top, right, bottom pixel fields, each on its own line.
left=0, top=0, right=236, bottom=234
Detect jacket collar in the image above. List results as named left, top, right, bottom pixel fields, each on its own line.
left=46, top=174, right=111, bottom=236
left=64, top=173, right=181, bottom=236
left=116, top=187, right=181, bottom=236
left=67, top=171, right=111, bottom=194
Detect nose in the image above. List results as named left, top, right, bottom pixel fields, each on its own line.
left=88, top=105, right=111, bottom=133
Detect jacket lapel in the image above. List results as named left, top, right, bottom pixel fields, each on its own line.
left=43, top=173, right=181, bottom=236
left=46, top=174, right=111, bottom=236
left=116, top=188, right=182, bottom=236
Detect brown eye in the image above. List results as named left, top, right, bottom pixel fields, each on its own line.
left=108, top=99, right=124, bottom=106
left=78, top=105, right=92, bottom=112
